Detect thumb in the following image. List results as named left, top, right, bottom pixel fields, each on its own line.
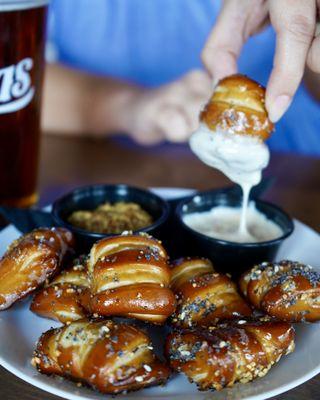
left=266, top=0, right=316, bottom=122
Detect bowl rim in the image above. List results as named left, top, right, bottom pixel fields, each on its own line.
left=175, top=190, right=295, bottom=248
left=51, top=183, right=170, bottom=238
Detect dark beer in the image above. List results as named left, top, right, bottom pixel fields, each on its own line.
left=0, top=1, right=48, bottom=206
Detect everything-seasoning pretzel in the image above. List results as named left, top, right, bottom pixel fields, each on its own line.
left=89, top=233, right=176, bottom=324
left=240, top=260, right=320, bottom=322
left=0, top=228, right=74, bottom=310
left=166, top=319, right=294, bottom=390
left=171, top=257, right=251, bottom=327
left=30, top=256, right=91, bottom=323
left=33, top=319, right=170, bottom=394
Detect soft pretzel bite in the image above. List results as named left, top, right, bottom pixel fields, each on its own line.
left=171, top=257, right=251, bottom=327
left=89, top=233, right=176, bottom=324
left=30, top=257, right=91, bottom=323
left=240, top=260, right=320, bottom=322
left=200, top=74, right=274, bottom=140
left=89, top=233, right=167, bottom=274
left=32, top=319, right=170, bottom=394
left=0, top=228, right=74, bottom=310
left=166, top=319, right=294, bottom=391
left=170, top=257, right=213, bottom=291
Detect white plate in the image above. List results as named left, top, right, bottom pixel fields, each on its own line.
left=0, top=187, right=320, bottom=400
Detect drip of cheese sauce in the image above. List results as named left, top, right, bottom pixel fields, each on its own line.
left=189, top=124, right=282, bottom=243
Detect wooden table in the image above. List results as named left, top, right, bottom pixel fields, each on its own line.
left=1, top=134, right=320, bottom=400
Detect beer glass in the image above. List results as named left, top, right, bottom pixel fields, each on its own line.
left=0, top=0, right=49, bottom=206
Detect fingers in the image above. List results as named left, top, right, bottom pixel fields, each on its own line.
left=183, top=70, right=212, bottom=98
left=266, top=0, right=316, bottom=122
left=132, top=128, right=163, bottom=146
left=307, top=35, right=320, bottom=73
left=159, top=70, right=212, bottom=143
left=202, top=0, right=266, bottom=82
left=201, top=0, right=246, bottom=81
left=159, top=97, right=204, bottom=143
left=307, top=21, right=320, bottom=73
left=182, top=70, right=212, bottom=132
left=131, top=70, right=211, bottom=145
left=157, top=107, right=191, bottom=143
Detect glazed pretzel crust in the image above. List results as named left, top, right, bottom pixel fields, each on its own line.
left=30, top=257, right=90, bottom=323
left=171, top=258, right=251, bottom=327
left=33, top=319, right=170, bottom=394
left=200, top=74, right=274, bottom=140
left=240, top=260, right=320, bottom=322
left=166, top=319, right=294, bottom=391
left=0, top=228, right=74, bottom=310
left=89, top=234, right=176, bottom=324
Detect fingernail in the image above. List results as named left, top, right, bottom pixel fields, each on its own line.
left=268, top=95, right=292, bottom=123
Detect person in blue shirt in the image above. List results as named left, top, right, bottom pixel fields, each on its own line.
left=43, top=0, right=320, bottom=155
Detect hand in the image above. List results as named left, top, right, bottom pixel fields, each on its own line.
left=202, top=0, right=319, bottom=123
left=124, top=70, right=211, bottom=145
left=42, top=65, right=211, bottom=144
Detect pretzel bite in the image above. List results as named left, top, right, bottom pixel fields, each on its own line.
left=0, top=228, right=74, bottom=310
left=32, top=319, right=170, bottom=394
left=200, top=74, right=274, bottom=140
left=170, top=258, right=251, bottom=327
left=89, top=233, right=167, bottom=274
left=89, top=233, right=176, bottom=324
left=240, top=260, right=320, bottom=322
left=30, top=256, right=91, bottom=323
left=166, top=319, right=294, bottom=391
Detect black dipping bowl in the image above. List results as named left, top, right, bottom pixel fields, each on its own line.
left=52, top=184, right=170, bottom=251
left=175, top=189, right=294, bottom=278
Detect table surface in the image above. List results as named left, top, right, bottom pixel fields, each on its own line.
left=1, top=134, right=320, bottom=400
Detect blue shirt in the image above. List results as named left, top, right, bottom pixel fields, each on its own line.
left=48, top=0, right=320, bottom=155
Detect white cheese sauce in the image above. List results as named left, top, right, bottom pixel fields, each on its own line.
left=183, top=203, right=283, bottom=243
left=189, top=124, right=281, bottom=243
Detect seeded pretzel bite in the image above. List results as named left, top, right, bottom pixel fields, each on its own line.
left=200, top=74, right=274, bottom=140
left=30, top=256, right=91, bottom=323
left=240, top=260, right=320, bottom=322
left=0, top=228, right=74, bottom=310
left=89, top=233, right=176, bottom=324
left=88, top=233, right=167, bottom=274
left=170, top=257, right=252, bottom=327
left=166, top=319, right=294, bottom=391
left=32, top=319, right=170, bottom=394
